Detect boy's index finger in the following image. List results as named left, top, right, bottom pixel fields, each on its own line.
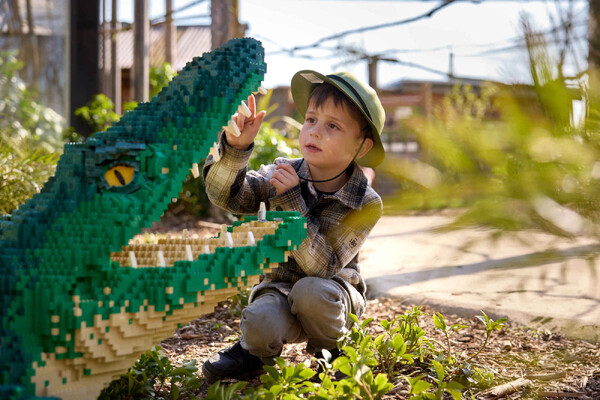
left=248, top=94, right=257, bottom=117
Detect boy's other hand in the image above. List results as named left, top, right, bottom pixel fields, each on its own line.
left=270, top=164, right=299, bottom=196
left=226, top=94, right=266, bottom=151
left=337, top=268, right=360, bottom=285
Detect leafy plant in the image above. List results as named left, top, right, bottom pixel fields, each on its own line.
left=0, top=50, right=65, bottom=156
left=339, top=310, right=504, bottom=399
left=74, top=94, right=119, bottom=133
left=375, top=307, right=429, bottom=376
left=227, top=287, right=251, bottom=318
left=380, top=17, right=600, bottom=245
left=99, top=345, right=202, bottom=400
left=0, top=146, right=60, bottom=214
left=151, top=62, right=177, bottom=98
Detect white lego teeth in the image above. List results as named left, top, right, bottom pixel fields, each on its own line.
left=157, top=250, right=166, bottom=267
left=191, top=163, right=200, bottom=178
left=227, top=119, right=242, bottom=137
left=252, top=86, right=267, bottom=95
left=129, top=251, right=138, bottom=268
left=208, top=143, right=221, bottom=162
left=238, top=101, right=251, bottom=117
left=247, top=231, right=256, bottom=246
left=185, top=244, right=194, bottom=261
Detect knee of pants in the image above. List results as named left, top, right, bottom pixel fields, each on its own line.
left=241, top=292, right=297, bottom=357
left=289, top=277, right=347, bottom=321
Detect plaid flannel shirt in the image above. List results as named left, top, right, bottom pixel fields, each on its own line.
left=203, top=133, right=383, bottom=304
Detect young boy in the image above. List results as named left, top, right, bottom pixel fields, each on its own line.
left=201, top=70, right=385, bottom=382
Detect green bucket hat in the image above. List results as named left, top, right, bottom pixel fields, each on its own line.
left=291, top=70, right=386, bottom=167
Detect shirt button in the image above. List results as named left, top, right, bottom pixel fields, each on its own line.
left=276, top=206, right=283, bottom=211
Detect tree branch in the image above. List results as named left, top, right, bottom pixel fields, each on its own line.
left=282, top=0, right=463, bottom=54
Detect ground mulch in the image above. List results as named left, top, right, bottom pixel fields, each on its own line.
left=160, top=297, right=600, bottom=399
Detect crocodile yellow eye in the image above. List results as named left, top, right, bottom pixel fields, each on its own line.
left=105, top=165, right=135, bottom=187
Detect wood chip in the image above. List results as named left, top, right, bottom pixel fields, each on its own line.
left=480, top=378, right=532, bottom=398
left=525, top=371, right=567, bottom=381
left=538, top=391, right=589, bottom=398
left=180, top=333, right=204, bottom=340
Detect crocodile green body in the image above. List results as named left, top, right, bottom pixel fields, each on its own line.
left=0, top=38, right=306, bottom=399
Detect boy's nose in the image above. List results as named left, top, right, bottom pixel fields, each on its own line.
left=308, top=122, right=322, bottom=138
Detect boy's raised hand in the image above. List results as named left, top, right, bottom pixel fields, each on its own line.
left=270, top=164, right=299, bottom=196
left=225, top=94, right=266, bottom=151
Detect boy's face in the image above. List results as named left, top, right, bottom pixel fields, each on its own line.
left=299, top=98, right=371, bottom=178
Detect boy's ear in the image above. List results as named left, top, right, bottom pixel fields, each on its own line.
left=356, top=137, right=374, bottom=160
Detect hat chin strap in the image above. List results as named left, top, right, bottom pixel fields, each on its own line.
left=295, top=136, right=367, bottom=183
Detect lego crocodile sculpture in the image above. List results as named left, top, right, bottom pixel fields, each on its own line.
left=0, top=38, right=307, bottom=400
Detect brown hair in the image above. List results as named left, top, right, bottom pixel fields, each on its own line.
left=308, top=83, right=372, bottom=138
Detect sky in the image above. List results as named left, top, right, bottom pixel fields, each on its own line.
left=117, top=0, right=589, bottom=90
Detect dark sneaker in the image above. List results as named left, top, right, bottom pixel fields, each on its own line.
left=202, top=342, right=265, bottom=383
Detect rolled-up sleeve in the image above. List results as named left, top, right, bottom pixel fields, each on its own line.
left=203, top=134, right=276, bottom=214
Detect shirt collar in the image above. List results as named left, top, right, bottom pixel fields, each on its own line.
left=292, top=159, right=368, bottom=210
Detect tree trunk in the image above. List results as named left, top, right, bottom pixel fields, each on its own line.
left=134, top=0, right=149, bottom=102
left=165, top=0, right=177, bottom=65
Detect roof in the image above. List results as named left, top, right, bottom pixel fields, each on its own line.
left=107, top=25, right=211, bottom=71
left=383, top=77, right=494, bottom=95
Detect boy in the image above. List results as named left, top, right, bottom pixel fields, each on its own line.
left=201, top=70, right=385, bottom=382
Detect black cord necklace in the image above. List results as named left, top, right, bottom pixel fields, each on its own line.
left=295, top=136, right=366, bottom=183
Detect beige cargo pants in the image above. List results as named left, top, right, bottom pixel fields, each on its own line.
left=239, top=276, right=362, bottom=361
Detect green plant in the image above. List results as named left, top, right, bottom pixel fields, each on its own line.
left=0, top=146, right=59, bottom=214
left=432, top=312, right=468, bottom=360
left=0, top=50, right=65, bottom=156
left=99, top=346, right=203, bottom=400
left=375, top=307, right=429, bottom=376
left=74, top=93, right=119, bottom=133
left=334, top=342, right=395, bottom=400
left=339, top=310, right=504, bottom=399
left=205, top=381, right=248, bottom=400
left=228, top=287, right=251, bottom=318
left=381, top=17, right=600, bottom=245
left=464, top=311, right=507, bottom=365
left=151, top=62, right=177, bottom=98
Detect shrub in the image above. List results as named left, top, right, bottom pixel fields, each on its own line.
left=74, top=94, right=119, bottom=133
left=380, top=19, right=598, bottom=242
left=0, top=147, right=59, bottom=214
left=0, top=51, right=63, bottom=215
left=0, top=50, right=65, bottom=155
left=99, top=346, right=203, bottom=400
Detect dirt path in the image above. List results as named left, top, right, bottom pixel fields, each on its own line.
left=361, top=215, right=600, bottom=343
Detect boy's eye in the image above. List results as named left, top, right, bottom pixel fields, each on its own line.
left=306, top=117, right=316, bottom=123
left=328, top=123, right=339, bottom=130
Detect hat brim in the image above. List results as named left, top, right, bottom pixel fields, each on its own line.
left=291, top=70, right=385, bottom=168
